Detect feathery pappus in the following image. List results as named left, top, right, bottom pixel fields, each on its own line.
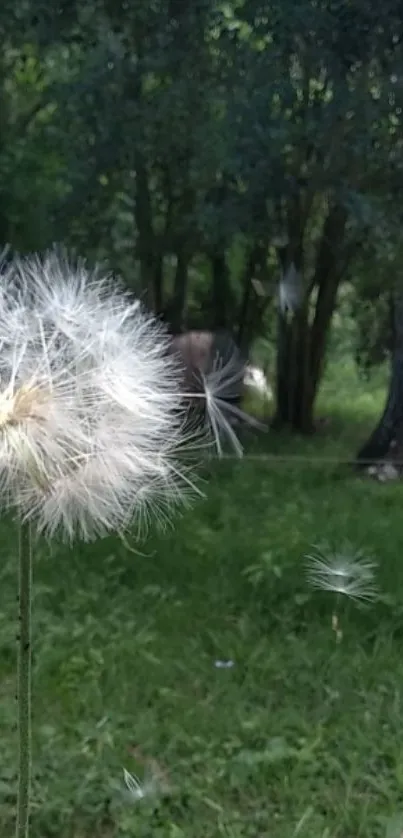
left=305, top=545, right=378, bottom=601
left=0, top=249, right=204, bottom=542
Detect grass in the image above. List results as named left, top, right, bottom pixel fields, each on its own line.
left=2, top=360, right=403, bottom=837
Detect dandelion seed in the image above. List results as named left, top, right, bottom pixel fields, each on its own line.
left=123, top=768, right=157, bottom=802
left=305, top=545, right=378, bottom=601
left=122, top=766, right=168, bottom=804
left=0, top=248, right=202, bottom=541
left=278, top=262, right=303, bottom=313
left=200, top=350, right=266, bottom=457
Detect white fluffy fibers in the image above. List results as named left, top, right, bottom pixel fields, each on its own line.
left=0, top=250, right=194, bottom=541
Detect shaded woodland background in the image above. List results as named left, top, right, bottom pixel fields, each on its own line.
left=4, top=6, right=403, bottom=838
left=2, top=0, right=403, bottom=455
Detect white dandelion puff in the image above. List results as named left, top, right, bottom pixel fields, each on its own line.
left=305, top=545, right=378, bottom=601
left=200, top=350, right=266, bottom=457
left=0, top=249, right=201, bottom=541
left=122, top=766, right=168, bottom=804
left=123, top=768, right=155, bottom=802
left=166, top=331, right=264, bottom=458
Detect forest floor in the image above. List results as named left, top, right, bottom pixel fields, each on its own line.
left=2, top=361, right=403, bottom=837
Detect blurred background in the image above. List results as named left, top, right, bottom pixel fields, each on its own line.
left=2, top=3, right=403, bottom=837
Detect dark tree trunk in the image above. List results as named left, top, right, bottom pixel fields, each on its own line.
left=237, top=242, right=269, bottom=354
left=0, top=211, right=10, bottom=249
left=308, top=205, right=348, bottom=404
left=237, top=266, right=253, bottom=351
left=356, top=294, right=403, bottom=466
left=153, top=251, right=164, bottom=315
left=272, top=203, right=348, bottom=433
left=210, top=251, right=234, bottom=331
left=134, top=153, right=158, bottom=311
left=272, top=306, right=314, bottom=432
left=164, top=247, right=190, bottom=332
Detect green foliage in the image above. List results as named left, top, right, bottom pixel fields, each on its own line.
left=0, top=0, right=402, bottom=389
left=2, top=6, right=403, bottom=836
left=2, top=0, right=401, bottom=309
left=0, top=364, right=402, bottom=838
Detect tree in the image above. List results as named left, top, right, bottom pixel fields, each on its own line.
left=356, top=290, right=403, bottom=466
left=0, top=5, right=67, bottom=252
left=7, top=0, right=403, bottom=440
left=354, top=222, right=403, bottom=465
left=38, top=0, right=227, bottom=315
left=220, top=0, right=403, bottom=431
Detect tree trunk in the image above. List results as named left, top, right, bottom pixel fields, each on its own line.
left=237, top=266, right=253, bottom=351
left=272, top=203, right=348, bottom=433
left=272, top=305, right=314, bottom=432
left=210, top=251, right=234, bottom=331
left=308, top=204, right=348, bottom=404
left=152, top=250, right=164, bottom=315
left=164, top=247, right=190, bottom=332
left=237, top=242, right=269, bottom=354
left=134, top=153, right=159, bottom=311
left=356, top=293, right=403, bottom=466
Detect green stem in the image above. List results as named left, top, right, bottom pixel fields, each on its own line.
left=16, top=521, right=32, bottom=838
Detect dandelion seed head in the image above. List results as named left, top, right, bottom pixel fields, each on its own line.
left=200, top=349, right=265, bottom=457
left=122, top=767, right=162, bottom=804
left=0, top=248, right=198, bottom=541
left=305, top=545, right=378, bottom=601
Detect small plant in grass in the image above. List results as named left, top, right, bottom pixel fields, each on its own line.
left=305, top=542, right=378, bottom=640
left=0, top=248, right=243, bottom=837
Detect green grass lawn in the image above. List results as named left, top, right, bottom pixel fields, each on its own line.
left=3, top=362, right=403, bottom=837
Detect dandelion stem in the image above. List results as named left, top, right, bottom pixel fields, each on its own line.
left=16, top=520, right=32, bottom=838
